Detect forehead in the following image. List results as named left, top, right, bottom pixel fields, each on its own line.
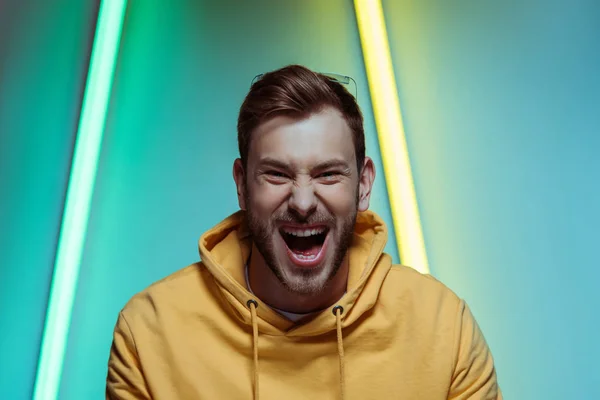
left=249, top=108, right=356, bottom=167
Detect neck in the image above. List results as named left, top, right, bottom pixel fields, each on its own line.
left=248, top=243, right=348, bottom=314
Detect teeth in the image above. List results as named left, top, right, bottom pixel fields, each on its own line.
left=282, top=227, right=326, bottom=237
left=294, top=253, right=317, bottom=260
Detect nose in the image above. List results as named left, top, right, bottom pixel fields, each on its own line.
left=288, top=181, right=317, bottom=219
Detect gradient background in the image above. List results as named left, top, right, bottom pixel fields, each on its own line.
left=1, top=0, right=598, bottom=399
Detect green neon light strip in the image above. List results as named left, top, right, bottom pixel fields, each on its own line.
left=33, top=1, right=127, bottom=398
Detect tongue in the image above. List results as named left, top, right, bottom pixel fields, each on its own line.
left=287, top=235, right=323, bottom=257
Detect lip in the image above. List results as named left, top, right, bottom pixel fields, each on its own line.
left=279, top=230, right=330, bottom=269
left=279, top=223, right=329, bottom=230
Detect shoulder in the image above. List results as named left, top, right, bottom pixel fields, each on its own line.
left=119, top=262, right=213, bottom=324
left=383, top=264, right=463, bottom=317
left=387, top=264, right=461, bottom=298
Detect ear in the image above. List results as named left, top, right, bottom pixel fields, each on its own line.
left=357, top=157, right=375, bottom=212
left=233, top=158, right=247, bottom=210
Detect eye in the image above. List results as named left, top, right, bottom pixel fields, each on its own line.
left=263, top=170, right=291, bottom=184
left=318, top=171, right=341, bottom=181
left=267, top=170, right=288, bottom=178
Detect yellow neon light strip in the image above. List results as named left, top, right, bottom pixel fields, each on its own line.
left=354, top=0, right=430, bottom=274
left=33, top=1, right=128, bottom=398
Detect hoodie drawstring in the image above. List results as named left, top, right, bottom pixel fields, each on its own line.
left=333, top=305, right=346, bottom=400
left=247, top=301, right=346, bottom=400
left=247, top=300, right=260, bottom=400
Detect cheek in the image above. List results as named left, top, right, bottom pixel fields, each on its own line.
left=317, top=184, right=358, bottom=214
left=249, top=183, right=290, bottom=213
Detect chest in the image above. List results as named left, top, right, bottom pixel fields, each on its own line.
left=137, top=316, right=454, bottom=400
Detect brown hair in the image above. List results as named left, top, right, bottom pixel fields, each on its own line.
left=237, top=65, right=365, bottom=171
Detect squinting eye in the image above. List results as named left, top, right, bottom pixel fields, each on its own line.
left=319, top=172, right=340, bottom=179
left=267, top=171, right=288, bottom=178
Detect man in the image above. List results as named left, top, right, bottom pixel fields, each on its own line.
left=106, top=65, right=502, bottom=399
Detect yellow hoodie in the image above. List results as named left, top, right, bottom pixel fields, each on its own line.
left=107, top=210, right=502, bottom=399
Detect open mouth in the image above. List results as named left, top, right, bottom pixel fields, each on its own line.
left=279, top=225, right=329, bottom=267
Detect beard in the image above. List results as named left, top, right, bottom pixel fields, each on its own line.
left=245, top=191, right=358, bottom=295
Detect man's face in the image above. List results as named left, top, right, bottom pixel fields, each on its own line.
left=234, top=107, right=374, bottom=295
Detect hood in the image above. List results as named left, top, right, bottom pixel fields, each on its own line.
left=198, top=209, right=392, bottom=337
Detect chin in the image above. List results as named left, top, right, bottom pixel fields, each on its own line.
left=277, top=255, right=337, bottom=294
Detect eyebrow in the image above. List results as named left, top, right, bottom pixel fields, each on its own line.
left=256, top=157, right=352, bottom=173
left=312, top=160, right=352, bottom=172
left=256, top=158, right=291, bottom=171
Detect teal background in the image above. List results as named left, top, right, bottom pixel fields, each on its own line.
left=0, top=0, right=598, bottom=398
left=0, top=2, right=99, bottom=399
left=383, top=0, right=600, bottom=398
